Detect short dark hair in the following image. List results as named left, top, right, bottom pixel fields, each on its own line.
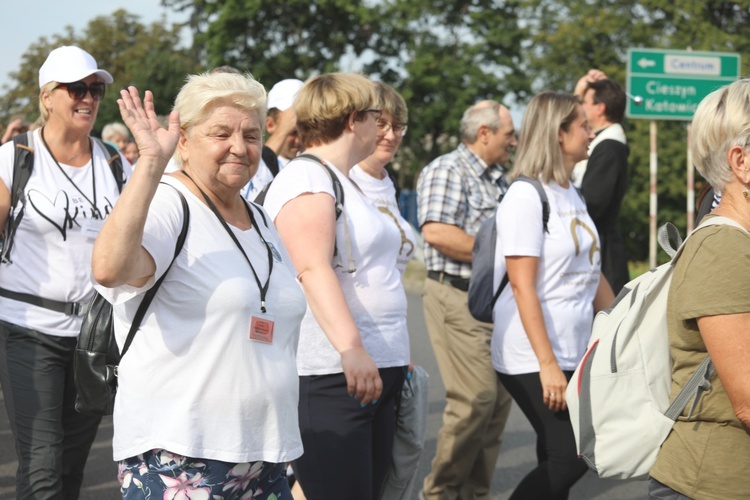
left=588, top=79, right=626, bottom=124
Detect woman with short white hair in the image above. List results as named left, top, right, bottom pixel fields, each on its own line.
left=93, top=72, right=306, bottom=499
left=102, top=121, right=130, bottom=151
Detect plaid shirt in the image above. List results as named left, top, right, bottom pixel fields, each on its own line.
left=417, top=143, right=509, bottom=278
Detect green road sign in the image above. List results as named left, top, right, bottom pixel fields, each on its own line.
left=627, top=48, right=741, bottom=120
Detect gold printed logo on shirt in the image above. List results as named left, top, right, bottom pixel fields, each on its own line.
left=570, top=218, right=601, bottom=266
left=378, top=207, right=415, bottom=257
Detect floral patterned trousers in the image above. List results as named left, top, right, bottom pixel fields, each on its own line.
left=118, top=449, right=291, bottom=500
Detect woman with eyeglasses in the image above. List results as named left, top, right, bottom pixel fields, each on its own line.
left=349, top=82, right=415, bottom=273
left=263, top=73, right=411, bottom=500
left=0, top=45, right=130, bottom=498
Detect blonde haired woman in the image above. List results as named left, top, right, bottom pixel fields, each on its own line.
left=0, top=45, right=127, bottom=498
left=263, top=73, right=409, bottom=500
left=490, top=91, right=614, bottom=499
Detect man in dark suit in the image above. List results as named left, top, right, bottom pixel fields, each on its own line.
left=573, top=70, right=630, bottom=295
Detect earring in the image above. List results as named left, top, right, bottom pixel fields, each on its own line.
left=744, top=186, right=749, bottom=198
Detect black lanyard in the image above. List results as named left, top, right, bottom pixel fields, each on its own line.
left=182, top=171, right=273, bottom=313
left=39, top=127, right=101, bottom=219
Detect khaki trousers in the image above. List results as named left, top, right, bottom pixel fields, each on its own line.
left=422, top=278, right=512, bottom=500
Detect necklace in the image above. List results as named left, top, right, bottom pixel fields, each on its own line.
left=39, top=127, right=101, bottom=218
left=65, top=148, right=83, bottom=162
left=66, top=148, right=85, bottom=162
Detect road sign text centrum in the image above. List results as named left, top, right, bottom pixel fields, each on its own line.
left=627, top=48, right=741, bottom=121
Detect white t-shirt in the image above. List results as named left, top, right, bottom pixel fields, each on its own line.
left=263, top=157, right=410, bottom=375
left=0, top=129, right=132, bottom=336
left=349, top=164, right=416, bottom=275
left=491, top=180, right=601, bottom=375
left=97, top=177, right=306, bottom=463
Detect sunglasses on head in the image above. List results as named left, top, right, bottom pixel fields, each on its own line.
left=55, top=81, right=106, bottom=101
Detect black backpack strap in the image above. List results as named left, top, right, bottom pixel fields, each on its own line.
left=489, top=176, right=551, bottom=310
left=253, top=182, right=271, bottom=205
left=262, top=145, right=280, bottom=178
left=254, top=153, right=345, bottom=220
left=295, top=153, right=352, bottom=267
left=386, top=168, right=402, bottom=211
left=295, top=153, right=345, bottom=221
left=3, top=134, right=124, bottom=265
left=0, top=287, right=87, bottom=316
left=92, top=137, right=124, bottom=193
left=3, top=131, right=36, bottom=264
left=120, top=184, right=190, bottom=358
left=253, top=153, right=351, bottom=268
left=695, top=185, right=715, bottom=226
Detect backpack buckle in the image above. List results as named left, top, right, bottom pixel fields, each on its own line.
left=65, top=301, right=85, bottom=317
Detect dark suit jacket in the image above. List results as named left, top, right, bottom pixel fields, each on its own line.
left=580, top=135, right=630, bottom=295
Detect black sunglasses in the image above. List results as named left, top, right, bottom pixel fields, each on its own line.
left=55, top=81, right=106, bottom=101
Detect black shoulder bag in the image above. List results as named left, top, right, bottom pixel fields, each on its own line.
left=74, top=184, right=190, bottom=416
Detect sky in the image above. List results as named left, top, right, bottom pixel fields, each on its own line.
left=0, top=0, right=189, bottom=90
left=1, top=2, right=527, bottom=126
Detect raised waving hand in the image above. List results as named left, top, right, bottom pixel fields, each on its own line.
left=117, top=87, right=180, bottom=170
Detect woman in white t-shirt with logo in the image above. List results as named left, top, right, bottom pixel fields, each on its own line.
left=263, top=74, right=410, bottom=500
left=491, top=91, right=614, bottom=499
left=349, top=82, right=415, bottom=274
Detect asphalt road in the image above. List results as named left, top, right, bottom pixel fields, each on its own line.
left=0, top=287, right=647, bottom=499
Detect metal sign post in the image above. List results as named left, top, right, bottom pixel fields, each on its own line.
left=649, top=121, right=657, bottom=269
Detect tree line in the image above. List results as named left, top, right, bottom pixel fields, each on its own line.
left=2, top=1, right=749, bottom=262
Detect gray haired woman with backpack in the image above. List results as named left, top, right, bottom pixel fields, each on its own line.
left=649, top=79, right=750, bottom=500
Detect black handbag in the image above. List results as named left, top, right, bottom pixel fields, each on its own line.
left=74, top=186, right=190, bottom=415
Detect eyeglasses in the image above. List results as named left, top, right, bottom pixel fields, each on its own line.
left=55, top=81, right=106, bottom=101
left=376, top=119, right=408, bottom=137
left=361, top=108, right=382, bottom=120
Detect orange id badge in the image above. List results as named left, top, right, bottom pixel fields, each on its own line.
left=249, top=313, right=275, bottom=344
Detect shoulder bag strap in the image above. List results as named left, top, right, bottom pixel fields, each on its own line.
left=3, top=131, right=36, bottom=263
left=120, top=184, right=190, bottom=358
left=91, top=137, right=124, bottom=193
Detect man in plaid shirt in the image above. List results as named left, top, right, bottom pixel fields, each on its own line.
left=418, top=100, right=517, bottom=500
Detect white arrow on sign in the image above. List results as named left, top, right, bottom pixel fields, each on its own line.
left=638, top=57, right=656, bottom=69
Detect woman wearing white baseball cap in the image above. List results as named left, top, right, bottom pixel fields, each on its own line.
left=0, top=45, right=128, bottom=499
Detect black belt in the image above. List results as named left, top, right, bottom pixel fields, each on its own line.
left=0, top=287, right=86, bottom=316
left=427, top=271, right=470, bottom=292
